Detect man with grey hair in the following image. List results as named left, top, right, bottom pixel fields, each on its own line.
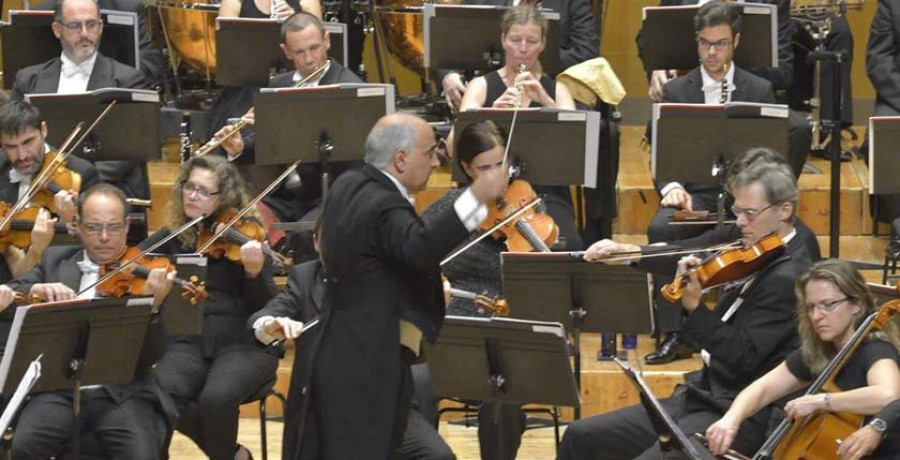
left=282, top=112, right=507, bottom=459
left=561, top=158, right=812, bottom=459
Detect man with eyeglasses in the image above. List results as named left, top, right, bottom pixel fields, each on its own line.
left=0, top=183, right=174, bottom=458
left=558, top=154, right=812, bottom=460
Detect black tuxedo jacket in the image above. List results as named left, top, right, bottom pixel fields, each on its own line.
left=247, top=259, right=324, bottom=328
left=662, top=66, right=776, bottom=104
left=0, top=153, right=100, bottom=204
left=284, top=164, right=471, bottom=459
left=868, top=0, right=900, bottom=112
left=637, top=0, right=794, bottom=91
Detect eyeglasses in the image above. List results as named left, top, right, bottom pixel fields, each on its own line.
left=805, top=297, right=851, bottom=314
left=731, top=203, right=776, bottom=221
left=80, top=222, right=127, bottom=236
left=57, top=19, right=102, bottom=32
left=697, top=38, right=732, bottom=51
left=181, top=182, right=221, bottom=199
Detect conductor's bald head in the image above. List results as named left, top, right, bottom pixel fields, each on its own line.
left=365, top=114, right=441, bottom=194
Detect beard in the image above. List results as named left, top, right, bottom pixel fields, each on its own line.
left=64, top=39, right=98, bottom=64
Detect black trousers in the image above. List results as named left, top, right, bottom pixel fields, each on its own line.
left=477, top=401, right=526, bottom=460
left=399, top=409, right=455, bottom=460
left=11, top=389, right=168, bottom=459
left=557, top=387, right=768, bottom=460
left=155, top=345, right=279, bottom=460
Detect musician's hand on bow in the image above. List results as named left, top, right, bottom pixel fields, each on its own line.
left=442, top=72, right=466, bottom=112
left=469, top=163, right=509, bottom=204
left=837, top=424, right=882, bottom=460
left=705, top=415, right=740, bottom=456
left=273, top=1, right=295, bottom=20
left=30, top=208, right=56, bottom=255
left=583, top=239, right=641, bottom=265
left=263, top=316, right=305, bottom=340
left=241, top=240, right=265, bottom=279
left=29, top=283, right=76, bottom=302
left=676, top=255, right=703, bottom=312
left=649, top=69, right=675, bottom=103
left=784, top=393, right=828, bottom=421
left=54, top=190, right=78, bottom=223
left=0, top=285, right=16, bottom=312
left=661, top=186, right=692, bottom=211
left=144, top=267, right=175, bottom=308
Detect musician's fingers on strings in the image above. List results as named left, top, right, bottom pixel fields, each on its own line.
left=676, top=255, right=702, bottom=278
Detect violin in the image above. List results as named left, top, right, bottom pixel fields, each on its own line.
left=449, top=286, right=509, bottom=316
left=0, top=203, right=70, bottom=252
left=27, top=152, right=82, bottom=213
left=97, top=246, right=208, bottom=305
left=196, top=208, right=290, bottom=267
left=481, top=179, right=558, bottom=253
left=661, top=233, right=785, bottom=303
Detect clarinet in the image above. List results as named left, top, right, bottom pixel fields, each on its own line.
left=719, top=62, right=730, bottom=104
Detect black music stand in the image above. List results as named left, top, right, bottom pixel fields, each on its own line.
left=868, top=116, right=900, bottom=221
left=0, top=296, right=154, bottom=457
left=500, top=252, right=653, bottom=419
left=614, top=358, right=716, bottom=460
left=422, top=4, right=561, bottom=75
left=154, top=253, right=208, bottom=336
left=1, top=9, right=140, bottom=89
left=651, top=102, right=790, bottom=185
left=453, top=109, right=600, bottom=187
left=25, top=89, right=161, bottom=163
left=641, top=3, right=777, bottom=71
left=255, top=83, right=394, bottom=202
left=215, top=17, right=349, bottom=87
left=426, top=315, right=579, bottom=450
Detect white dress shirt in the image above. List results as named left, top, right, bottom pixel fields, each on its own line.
left=57, top=52, right=98, bottom=94
left=76, top=252, right=101, bottom=300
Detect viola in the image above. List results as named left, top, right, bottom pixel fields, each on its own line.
left=0, top=203, right=70, bottom=252
left=661, top=233, right=785, bottom=303
left=481, top=179, right=558, bottom=253
left=27, top=152, right=82, bottom=213
left=97, top=246, right=208, bottom=305
left=196, top=208, right=290, bottom=267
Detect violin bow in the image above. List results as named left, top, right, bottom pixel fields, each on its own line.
left=75, top=214, right=206, bottom=297
left=194, top=160, right=301, bottom=263
left=269, top=317, right=320, bottom=348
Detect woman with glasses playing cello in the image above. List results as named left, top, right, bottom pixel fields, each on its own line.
left=705, top=259, right=900, bottom=460
left=141, top=155, right=279, bottom=460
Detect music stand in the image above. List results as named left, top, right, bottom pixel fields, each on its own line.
left=614, top=358, right=716, bottom=460
left=453, top=109, right=600, bottom=187
left=1, top=9, right=140, bottom=89
left=500, top=252, right=653, bottom=418
left=254, top=83, right=394, bottom=203
left=0, top=296, right=154, bottom=456
left=868, top=117, right=900, bottom=196
left=422, top=4, right=561, bottom=75
left=651, top=102, right=789, bottom=185
left=641, top=3, right=777, bottom=71
left=25, top=88, right=161, bottom=163
left=425, top=315, right=579, bottom=447
left=215, top=17, right=349, bottom=87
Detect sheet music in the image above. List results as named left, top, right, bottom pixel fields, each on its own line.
left=0, top=356, right=41, bottom=434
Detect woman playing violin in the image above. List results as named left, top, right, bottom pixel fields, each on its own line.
left=144, top=155, right=278, bottom=460
left=706, top=259, right=900, bottom=460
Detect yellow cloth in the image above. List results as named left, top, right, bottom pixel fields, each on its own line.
left=557, top=57, right=627, bottom=107
left=399, top=319, right=423, bottom=357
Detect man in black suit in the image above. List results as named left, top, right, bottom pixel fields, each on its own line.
left=2, top=183, right=174, bottom=459
left=284, top=113, right=506, bottom=459
left=440, top=0, right=600, bottom=111
left=11, top=0, right=150, bottom=202
left=558, top=159, right=812, bottom=460
left=247, top=221, right=456, bottom=460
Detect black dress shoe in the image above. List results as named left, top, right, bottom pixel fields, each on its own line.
left=644, top=333, right=695, bottom=365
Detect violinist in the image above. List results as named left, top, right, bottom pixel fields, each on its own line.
left=1, top=183, right=174, bottom=458
left=559, top=158, right=813, bottom=459
left=705, top=259, right=900, bottom=460
left=143, top=155, right=278, bottom=460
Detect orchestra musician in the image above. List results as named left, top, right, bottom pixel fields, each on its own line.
left=142, top=155, right=279, bottom=460
left=439, top=0, right=601, bottom=111
left=218, top=0, right=321, bottom=20
left=10, top=0, right=150, bottom=202
left=457, top=4, right=582, bottom=252
left=247, top=218, right=457, bottom=460
left=705, top=259, right=900, bottom=459
left=0, top=183, right=174, bottom=458
left=0, top=101, right=99, bottom=278
left=558, top=158, right=813, bottom=459
left=287, top=113, right=506, bottom=459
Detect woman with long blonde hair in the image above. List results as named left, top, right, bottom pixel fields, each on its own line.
left=706, top=259, right=900, bottom=459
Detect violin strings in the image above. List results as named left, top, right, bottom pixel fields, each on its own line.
left=440, top=197, right=542, bottom=266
